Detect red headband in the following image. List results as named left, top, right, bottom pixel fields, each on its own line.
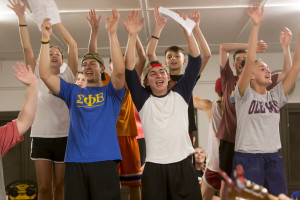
left=151, top=63, right=162, bottom=68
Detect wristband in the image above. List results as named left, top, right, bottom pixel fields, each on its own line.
left=41, top=39, right=50, bottom=44
left=19, top=24, right=27, bottom=27
left=151, top=35, right=159, bottom=40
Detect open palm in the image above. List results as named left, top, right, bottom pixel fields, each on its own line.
left=123, top=10, right=144, bottom=35
left=106, top=8, right=120, bottom=34
left=13, top=63, right=37, bottom=86
left=7, top=0, right=26, bottom=17
left=247, top=4, right=264, bottom=25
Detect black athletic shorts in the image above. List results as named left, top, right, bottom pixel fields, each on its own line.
left=142, top=157, right=202, bottom=200
left=64, top=161, right=120, bottom=200
left=219, top=139, right=235, bottom=177
left=31, top=137, right=67, bottom=163
left=137, top=138, right=146, bottom=165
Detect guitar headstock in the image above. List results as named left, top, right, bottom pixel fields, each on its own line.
left=218, top=165, right=277, bottom=200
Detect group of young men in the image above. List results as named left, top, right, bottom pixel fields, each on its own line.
left=1, top=1, right=300, bottom=200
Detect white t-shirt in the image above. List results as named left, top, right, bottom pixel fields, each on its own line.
left=139, top=92, right=195, bottom=164
left=235, top=83, right=287, bottom=153
left=31, top=63, right=75, bottom=138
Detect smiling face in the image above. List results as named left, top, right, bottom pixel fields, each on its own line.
left=49, top=47, right=63, bottom=70
left=194, top=147, right=206, bottom=164
left=165, top=50, right=186, bottom=74
left=252, top=61, right=272, bottom=87
left=82, top=59, right=104, bottom=85
left=75, top=73, right=87, bottom=88
left=233, top=52, right=247, bottom=76
left=144, top=66, right=170, bottom=96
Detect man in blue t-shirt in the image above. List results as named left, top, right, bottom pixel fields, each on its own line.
left=38, top=9, right=125, bottom=200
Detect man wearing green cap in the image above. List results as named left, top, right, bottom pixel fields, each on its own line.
left=38, top=9, right=125, bottom=200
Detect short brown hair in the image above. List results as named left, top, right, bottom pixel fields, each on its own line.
left=165, top=46, right=185, bottom=56
left=49, top=45, right=64, bottom=60
left=233, top=50, right=247, bottom=61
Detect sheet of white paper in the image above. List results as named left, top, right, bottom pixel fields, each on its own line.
left=26, top=0, right=61, bottom=31
left=158, top=7, right=196, bottom=35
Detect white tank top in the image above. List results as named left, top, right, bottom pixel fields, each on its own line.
left=206, top=101, right=222, bottom=171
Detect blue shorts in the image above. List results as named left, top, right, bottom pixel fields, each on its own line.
left=233, top=151, right=287, bottom=196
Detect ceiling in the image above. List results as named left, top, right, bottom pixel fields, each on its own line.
left=0, top=0, right=300, bottom=60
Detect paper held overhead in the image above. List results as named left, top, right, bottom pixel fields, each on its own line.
left=26, top=0, right=61, bottom=31
left=158, top=7, right=196, bottom=35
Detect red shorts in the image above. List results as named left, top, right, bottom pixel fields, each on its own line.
left=118, top=136, right=142, bottom=186
left=203, top=168, right=221, bottom=190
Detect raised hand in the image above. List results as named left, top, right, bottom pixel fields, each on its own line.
left=176, top=10, right=188, bottom=21
left=247, top=4, right=264, bottom=25
left=154, top=5, right=166, bottom=28
left=256, top=40, right=268, bottom=53
left=106, top=8, right=120, bottom=34
left=41, top=18, right=52, bottom=40
left=280, top=27, right=293, bottom=48
left=86, top=9, right=101, bottom=31
left=122, top=10, right=144, bottom=35
left=189, top=10, right=200, bottom=27
left=7, top=0, right=26, bottom=17
left=175, top=10, right=189, bottom=33
left=13, top=63, right=37, bottom=86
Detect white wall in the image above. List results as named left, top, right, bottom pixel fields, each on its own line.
left=1, top=53, right=299, bottom=153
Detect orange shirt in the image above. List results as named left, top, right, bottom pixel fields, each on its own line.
left=104, top=74, right=138, bottom=137
left=135, top=108, right=144, bottom=139
left=102, top=72, right=110, bottom=86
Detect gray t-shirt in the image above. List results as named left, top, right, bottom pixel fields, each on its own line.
left=235, top=83, right=287, bottom=153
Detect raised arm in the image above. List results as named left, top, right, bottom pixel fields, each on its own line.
left=282, top=29, right=300, bottom=95
left=105, top=9, right=125, bottom=90
left=177, top=11, right=200, bottom=57
left=124, top=10, right=144, bottom=72
left=13, top=63, right=38, bottom=136
left=219, top=41, right=267, bottom=69
left=189, top=10, right=211, bottom=75
left=146, top=6, right=166, bottom=62
left=39, top=18, right=61, bottom=95
left=86, top=9, right=101, bottom=53
left=134, top=36, right=146, bottom=78
left=276, top=27, right=292, bottom=83
left=193, top=96, right=212, bottom=120
left=238, top=4, right=264, bottom=96
left=122, top=14, right=146, bottom=77
left=53, top=23, right=78, bottom=76
left=8, top=0, right=36, bottom=70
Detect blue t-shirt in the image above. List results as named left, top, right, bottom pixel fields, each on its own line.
left=57, top=78, right=125, bottom=163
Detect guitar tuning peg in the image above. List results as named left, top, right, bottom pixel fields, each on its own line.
left=261, top=187, right=268, bottom=194
left=245, top=180, right=252, bottom=188
left=253, top=184, right=260, bottom=191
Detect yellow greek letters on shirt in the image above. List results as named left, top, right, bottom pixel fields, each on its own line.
left=76, top=95, right=85, bottom=104
left=95, top=93, right=104, bottom=103
left=76, top=93, right=104, bottom=107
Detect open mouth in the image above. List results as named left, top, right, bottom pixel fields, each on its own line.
left=155, top=80, right=164, bottom=86
left=85, top=71, right=93, bottom=76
